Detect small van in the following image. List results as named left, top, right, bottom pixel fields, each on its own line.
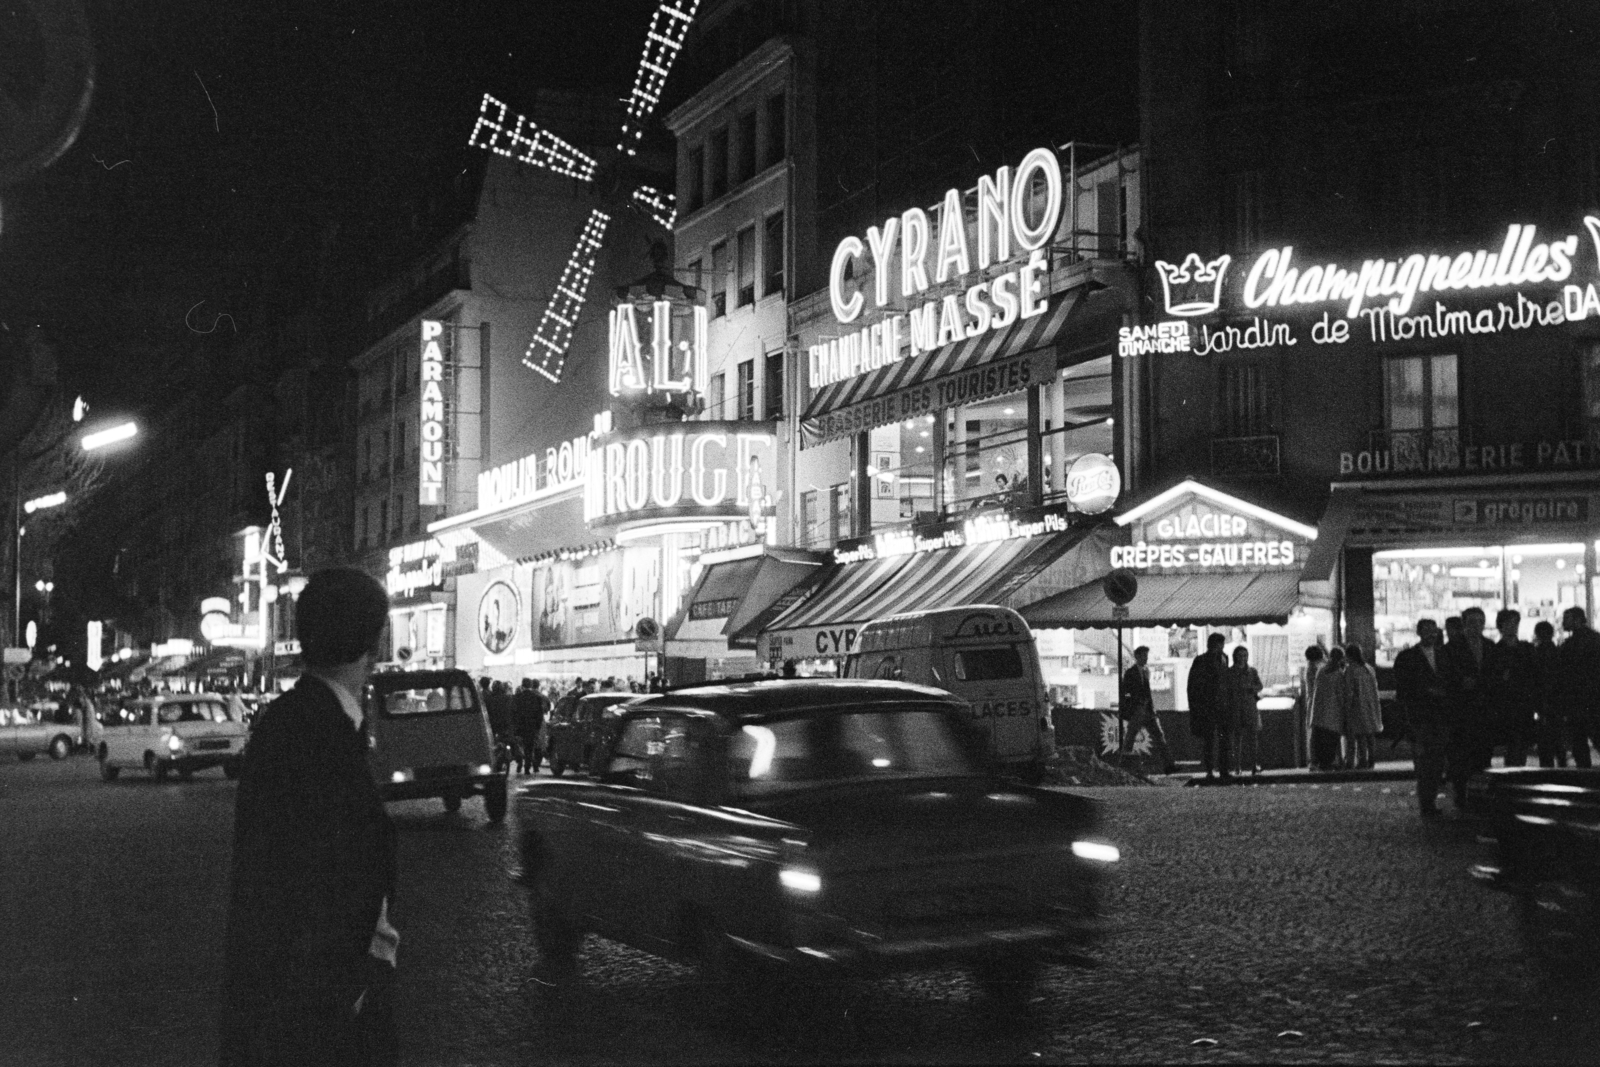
left=365, top=669, right=508, bottom=822
left=844, top=605, right=1055, bottom=780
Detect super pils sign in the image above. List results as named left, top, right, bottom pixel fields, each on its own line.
left=419, top=320, right=449, bottom=506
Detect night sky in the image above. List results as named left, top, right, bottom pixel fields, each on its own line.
left=1, top=0, right=661, bottom=409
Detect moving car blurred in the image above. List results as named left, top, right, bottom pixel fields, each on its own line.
left=1468, top=766, right=1600, bottom=982
left=98, top=693, right=248, bottom=781
left=544, top=691, right=645, bottom=777
left=0, top=700, right=80, bottom=761
left=517, top=679, right=1116, bottom=1011
left=366, top=669, right=508, bottom=822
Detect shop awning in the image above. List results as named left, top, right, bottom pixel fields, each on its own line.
left=800, top=286, right=1091, bottom=448
left=756, top=529, right=1084, bottom=659
left=183, top=646, right=253, bottom=676
left=669, top=547, right=827, bottom=646
left=1021, top=571, right=1303, bottom=630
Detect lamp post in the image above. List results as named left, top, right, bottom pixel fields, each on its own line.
left=8, top=417, right=140, bottom=651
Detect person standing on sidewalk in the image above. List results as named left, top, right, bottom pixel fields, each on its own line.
left=1395, top=619, right=1448, bottom=817
left=1442, top=605, right=1493, bottom=808
left=220, top=567, right=399, bottom=1066
left=1120, top=646, right=1177, bottom=774
left=1555, top=607, right=1600, bottom=768
left=1531, top=621, right=1567, bottom=767
left=1300, top=645, right=1325, bottom=768
left=1187, top=633, right=1230, bottom=780
left=1309, top=647, right=1350, bottom=771
left=1223, top=645, right=1264, bottom=775
left=1344, top=644, right=1383, bottom=770
left=1489, top=609, right=1536, bottom=767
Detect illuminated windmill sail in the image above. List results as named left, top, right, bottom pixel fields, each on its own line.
left=466, top=0, right=701, bottom=384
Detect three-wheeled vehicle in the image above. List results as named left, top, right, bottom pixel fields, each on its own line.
left=366, top=668, right=508, bottom=822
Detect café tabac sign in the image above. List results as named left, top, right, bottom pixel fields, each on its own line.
left=1109, top=480, right=1315, bottom=574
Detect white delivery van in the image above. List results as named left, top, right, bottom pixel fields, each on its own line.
left=844, top=605, right=1054, bottom=780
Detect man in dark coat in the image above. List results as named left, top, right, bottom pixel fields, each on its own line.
left=1186, top=632, right=1230, bottom=780
left=1120, top=646, right=1177, bottom=774
left=1488, top=608, right=1537, bottom=767
left=1441, top=605, right=1492, bottom=809
left=1556, top=607, right=1600, bottom=769
left=1395, top=618, right=1448, bottom=817
left=220, top=568, right=398, bottom=1066
left=512, top=678, right=545, bottom=774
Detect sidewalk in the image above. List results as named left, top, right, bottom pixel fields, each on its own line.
left=1164, top=759, right=1416, bottom=787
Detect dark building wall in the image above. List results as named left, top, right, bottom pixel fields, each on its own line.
left=1139, top=0, right=1600, bottom=522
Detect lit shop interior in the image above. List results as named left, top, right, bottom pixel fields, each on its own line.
left=1032, top=609, right=1333, bottom=714
left=858, top=357, right=1114, bottom=528
left=1370, top=542, right=1588, bottom=666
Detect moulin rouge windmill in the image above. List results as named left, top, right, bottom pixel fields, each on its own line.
left=465, top=0, right=700, bottom=385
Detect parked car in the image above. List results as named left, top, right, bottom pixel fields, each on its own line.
left=98, top=693, right=249, bottom=781
left=366, top=669, right=508, bottom=822
left=1467, top=766, right=1600, bottom=981
left=544, top=691, right=645, bottom=777
left=517, top=679, right=1117, bottom=1012
left=0, top=701, right=80, bottom=761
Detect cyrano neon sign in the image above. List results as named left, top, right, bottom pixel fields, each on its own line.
left=815, top=147, right=1063, bottom=389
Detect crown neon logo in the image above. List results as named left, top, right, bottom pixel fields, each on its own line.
left=1154, top=253, right=1232, bottom=317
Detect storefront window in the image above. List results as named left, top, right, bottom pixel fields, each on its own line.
left=1041, top=356, right=1114, bottom=504
left=1383, top=354, right=1458, bottom=471
left=868, top=417, right=937, bottom=526
left=942, top=404, right=1030, bottom=515
left=1371, top=543, right=1584, bottom=666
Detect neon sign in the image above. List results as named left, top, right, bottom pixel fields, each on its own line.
left=477, top=424, right=598, bottom=512
left=585, top=421, right=777, bottom=525
left=608, top=299, right=708, bottom=397
left=815, top=147, right=1064, bottom=388
left=1108, top=540, right=1298, bottom=570
left=419, top=320, right=448, bottom=506
left=830, top=504, right=1074, bottom=564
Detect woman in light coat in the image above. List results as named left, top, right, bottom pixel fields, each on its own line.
left=1309, top=646, right=1350, bottom=771
left=1344, top=643, right=1383, bottom=769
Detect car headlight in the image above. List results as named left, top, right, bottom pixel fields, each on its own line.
left=1071, top=840, right=1120, bottom=863
left=779, top=868, right=822, bottom=894
left=474, top=763, right=494, bottom=776
left=390, top=770, right=414, bottom=784
left=166, top=734, right=184, bottom=753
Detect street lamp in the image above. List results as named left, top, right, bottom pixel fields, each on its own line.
left=80, top=420, right=138, bottom=452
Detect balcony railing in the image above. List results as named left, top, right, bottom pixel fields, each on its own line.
left=1368, top=426, right=1463, bottom=474
left=1211, top=434, right=1281, bottom=479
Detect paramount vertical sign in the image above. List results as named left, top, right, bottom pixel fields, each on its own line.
left=419, top=320, right=449, bottom=506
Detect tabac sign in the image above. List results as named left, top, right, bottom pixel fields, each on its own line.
left=1138, top=218, right=1600, bottom=358
left=1109, top=479, right=1316, bottom=574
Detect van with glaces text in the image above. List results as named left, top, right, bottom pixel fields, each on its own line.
left=844, top=605, right=1054, bottom=780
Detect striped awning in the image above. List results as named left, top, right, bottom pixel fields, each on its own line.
left=756, top=531, right=1078, bottom=660
left=1021, top=571, right=1303, bottom=630
left=800, top=287, right=1086, bottom=447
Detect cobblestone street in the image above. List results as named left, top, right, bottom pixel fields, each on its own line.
left=4, top=759, right=1593, bottom=1065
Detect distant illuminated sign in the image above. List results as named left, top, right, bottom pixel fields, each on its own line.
left=585, top=421, right=777, bottom=525
left=419, top=320, right=448, bottom=506
left=830, top=503, right=1074, bottom=564
left=477, top=425, right=597, bottom=512
left=386, top=539, right=450, bottom=597
left=1111, top=480, right=1315, bottom=573
left=608, top=299, right=707, bottom=397
left=1065, top=453, right=1121, bottom=515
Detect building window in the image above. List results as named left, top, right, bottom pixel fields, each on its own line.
left=378, top=499, right=388, bottom=541
left=1385, top=354, right=1458, bottom=432
left=764, top=350, right=783, bottom=420
left=356, top=509, right=366, bottom=548
left=765, top=92, right=786, bottom=169
left=737, top=360, right=756, bottom=421
left=736, top=110, right=757, bottom=185
left=1216, top=362, right=1271, bottom=437
left=762, top=211, right=784, bottom=297
left=708, top=372, right=727, bottom=419
left=687, top=256, right=703, bottom=295
left=1385, top=354, right=1460, bottom=469
left=686, top=144, right=705, bottom=213
left=736, top=225, right=756, bottom=308
left=394, top=422, right=407, bottom=472
left=1581, top=343, right=1600, bottom=445
left=828, top=482, right=852, bottom=543
left=800, top=489, right=820, bottom=546
left=709, top=126, right=729, bottom=200
left=711, top=240, right=729, bottom=317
